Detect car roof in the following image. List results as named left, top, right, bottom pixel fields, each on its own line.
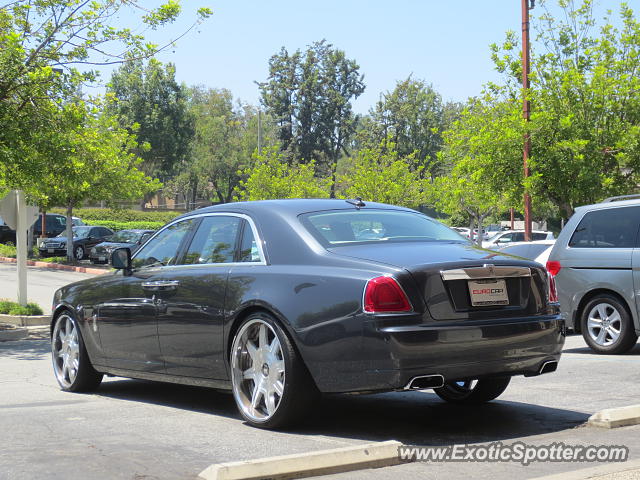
left=497, top=240, right=555, bottom=248
left=576, top=197, right=640, bottom=212
left=179, top=199, right=416, bottom=220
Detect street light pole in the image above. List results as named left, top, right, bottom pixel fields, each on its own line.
left=522, top=0, right=533, bottom=241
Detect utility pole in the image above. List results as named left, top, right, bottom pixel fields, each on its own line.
left=522, top=0, right=534, bottom=241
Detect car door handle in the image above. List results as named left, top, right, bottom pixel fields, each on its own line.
left=141, top=280, right=180, bottom=291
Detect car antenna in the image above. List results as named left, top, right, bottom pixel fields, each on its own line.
left=346, top=197, right=366, bottom=209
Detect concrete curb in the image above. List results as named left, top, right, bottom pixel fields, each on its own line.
left=0, top=256, right=108, bottom=275
left=0, top=325, right=29, bottom=342
left=588, top=405, right=640, bottom=429
left=0, top=314, right=51, bottom=327
left=198, top=440, right=404, bottom=480
left=528, top=460, right=640, bottom=480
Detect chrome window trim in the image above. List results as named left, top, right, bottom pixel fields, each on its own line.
left=440, top=264, right=531, bottom=281
left=132, top=212, right=267, bottom=268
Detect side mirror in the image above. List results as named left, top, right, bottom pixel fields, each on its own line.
left=111, top=247, right=132, bottom=270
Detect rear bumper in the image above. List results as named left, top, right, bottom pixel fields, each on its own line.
left=38, top=248, right=67, bottom=257
left=311, top=314, right=565, bottom=393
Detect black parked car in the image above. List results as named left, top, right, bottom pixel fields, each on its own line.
left=1, top=213, right=69, bottom=244
left=40, top=226, right=113, bottom=260
left=50, top=200, right=564, bottom=429
left=89, top=229, right=155, bottom=264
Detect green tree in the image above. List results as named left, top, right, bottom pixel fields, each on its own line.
left=362, top=77, right=457, bottom=176
left=338, top=138, right=428, bottom=209
left=107, top=59, right=195, bottom=186
left=0, top=0, right=211, bottom=189
left=258, top=40, right=365, bottom=195
left=172, top=87, right=275, bottom=205
left=31, top=100, right=160, bottom=260
left=490, top=0, right=640, bottom=219
left=431, top=162, right=508, bottom=246
left=237, top=147, right=330, bottom=201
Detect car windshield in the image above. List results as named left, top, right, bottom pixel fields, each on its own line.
left=109, top=230, right=142, bottom=243
left=57, top=226, right=92, bottom=239
left=302, top=209, right=466, bottom=246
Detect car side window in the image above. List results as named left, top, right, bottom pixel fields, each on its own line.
left=183, top=216, right=241, bottom=265
left=238, top=220, right=262, bottom=262
left=132, top=219, right=195, bottom=269
left=569, top=207, right=640, bottom=248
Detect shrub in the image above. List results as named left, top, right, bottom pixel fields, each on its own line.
left=0, top=243, right=17, bottom=258
left=50, top=208, right=181, bottom=224
left=0, top=300, right=43, bottom=315
left=90, top=220, right=164, bottom=231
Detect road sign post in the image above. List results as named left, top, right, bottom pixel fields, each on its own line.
left=0, top=190, right=39, bottom=306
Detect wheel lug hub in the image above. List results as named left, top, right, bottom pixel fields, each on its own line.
left=262, top=363, right=269, bottom=376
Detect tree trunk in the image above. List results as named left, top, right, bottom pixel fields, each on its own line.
left=476, top=216, right=484, bottom=247
left=65, top=204, right=74, bottom=262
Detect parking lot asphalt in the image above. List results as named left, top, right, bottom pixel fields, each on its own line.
left=0, top=263, right=97, bottom=313
left=1, top=334, right=639, bottom=480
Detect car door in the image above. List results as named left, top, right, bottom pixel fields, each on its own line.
left=154, top=214, right=244, bottom=379
left=96, top=218, right=196, bottom=372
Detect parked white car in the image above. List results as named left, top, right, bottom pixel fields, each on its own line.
left=482, top=230, right=555, bottom=249
left=496, top=240, right=555, bottom=264
left=452, top=227, right=471, bottom=239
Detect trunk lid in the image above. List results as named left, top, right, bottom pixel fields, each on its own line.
left=329, top=241, right=549, bottom=320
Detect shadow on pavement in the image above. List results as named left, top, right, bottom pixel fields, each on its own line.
left=93, top=377, right=589, bottom=446
left=563, top=343, right=640, bottom=355
left=95, top=378, right=240, bottom=419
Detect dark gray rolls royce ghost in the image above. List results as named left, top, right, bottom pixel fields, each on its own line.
left=50, top=199, right=564, bottom=429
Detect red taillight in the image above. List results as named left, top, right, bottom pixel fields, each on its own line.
left=364, top=276, right=412, bottom=313
left=546, top=260, right=562, bottom=277
left=545, top=261, right=561, bottom=303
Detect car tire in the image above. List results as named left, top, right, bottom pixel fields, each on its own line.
left=581, top=294, right=638, bottom=354
left=230, top=312, right=318, bottom=429
left=51, top=312, right=103, bottom=392
left=434, top=377, right=511, bottom=404
left=74, top=246, right=84, bottom=261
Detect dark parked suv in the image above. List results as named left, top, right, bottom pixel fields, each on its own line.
left=0, top=213, right=68, bottom=244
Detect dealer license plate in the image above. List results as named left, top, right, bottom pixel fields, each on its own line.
left=468, top=279, right=509, bottom=306
left=48, top=248, right=54, bottom=253
left=98, top=256, right=106, bottom=262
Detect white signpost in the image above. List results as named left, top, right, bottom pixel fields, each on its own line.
left=0, top=191, right=39, bottom=305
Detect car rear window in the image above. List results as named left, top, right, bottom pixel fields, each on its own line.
left=301, top=209, right=465, bottom=246
left=569, top=207, right=640, bottom=248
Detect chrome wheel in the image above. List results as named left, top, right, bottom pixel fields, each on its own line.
left=231, top=319, right=285, bottom=423
left=587, top=303, right=621, bottom=347
left=52, top=314, right=80, bottom=388
left=74, top=246, right=84, bottom=260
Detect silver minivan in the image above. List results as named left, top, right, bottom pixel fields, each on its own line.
left=548, top=196, right=640, bottom=354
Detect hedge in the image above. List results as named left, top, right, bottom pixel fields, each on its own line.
left=91, top=220, right=164, bottom=232
left=0, top=243, right=16, bottom=258
left=0, top=299, right=43, bottom=315
left=49, top=208, right=181, bottom=224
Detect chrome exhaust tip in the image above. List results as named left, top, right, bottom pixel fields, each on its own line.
left=539, top=360, right=558, bottom=375
left=404, top=374, right=445, bottom=390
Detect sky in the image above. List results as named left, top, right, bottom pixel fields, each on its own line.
left=93, top=0, right=632, bottom=114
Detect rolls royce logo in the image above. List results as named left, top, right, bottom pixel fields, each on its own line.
left=483, top=264, right=496, bottom=277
